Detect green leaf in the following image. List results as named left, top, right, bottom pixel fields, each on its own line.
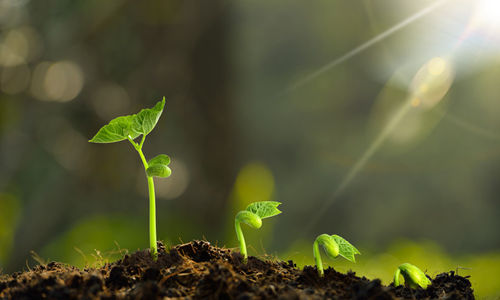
left=245, top=201, right=282, bottom=219
left=89, top=115, right=140, bottom=143
left=148, top=154, right=171, bottom=166
left=146, top=164, right=172, bottom=178
left=132, top=97, right=165, bottom=136
left=331, top=235, right=360, bottom=262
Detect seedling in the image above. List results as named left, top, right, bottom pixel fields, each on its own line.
left=313, top=233, right=360, bottom=277
left=234, top=201, right=282, bottom=262
left=393, top=263, right=431, bottom=289
left=89, top=98, right=171, bottom=259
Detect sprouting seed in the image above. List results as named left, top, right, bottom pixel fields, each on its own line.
left=313, top=233, right=360, bottom=276
left=393, top=263, right=431, bottom=289
left=234, top=201, right=282, bottom=262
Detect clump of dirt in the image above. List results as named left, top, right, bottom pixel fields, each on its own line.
left=0, top=240, right=474, bottom=299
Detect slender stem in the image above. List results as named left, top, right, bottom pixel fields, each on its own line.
left=139, top=134, right=146, bottom=149
left=313, top=239, right=324, bottom=276
left=146, top=176, right=157, bottom=259
left=136, top=146, right=149, bottom=169
left=128, top=136, right=158, bottom=259
left=393, top=268, right=401, bottom=286
left=235, top=220, right=247, bottom=262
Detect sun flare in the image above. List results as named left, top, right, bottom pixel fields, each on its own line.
left=474, top=0, right=500, bottom=28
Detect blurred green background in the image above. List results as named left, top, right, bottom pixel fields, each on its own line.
left=1, top=0, right=499, bottom=298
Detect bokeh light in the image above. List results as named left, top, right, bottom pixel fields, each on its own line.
left=90, top=83, right=131, bottom=120
left=234, top=162, right=275, bottom=210
left=29, top=60, right=84, bottom=102
left=148, top=159, right=190, bottom=200
left=409, top=57, right=454, bottom=109
left=43, top=61, right=84, bottom=102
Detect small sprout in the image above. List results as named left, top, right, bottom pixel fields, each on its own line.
left=89, top=98, right=171, bottom=259
left=313, top=233, right=360, bottom=277
left=393, top=263, right=431, bottom=289
left=235, top=201, right=282, bottom=262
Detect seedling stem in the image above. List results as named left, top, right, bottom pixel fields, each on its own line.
left=128, top=135, right=158, bottom=258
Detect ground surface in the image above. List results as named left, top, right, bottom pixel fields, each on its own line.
left=0, top=241, right=474, bottom=299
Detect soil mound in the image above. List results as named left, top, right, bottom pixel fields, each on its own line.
left=0, top=240, right=474, bottom=299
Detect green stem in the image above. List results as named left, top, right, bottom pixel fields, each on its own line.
left=128, top=136, right=158, bottom=259
left=146, top=176, right=157, bottom=259
left=313, top=239, right=324, bottom=276
left=235, top=220, right=247, bottom=262
left=393, top=268, right=401, bottom=286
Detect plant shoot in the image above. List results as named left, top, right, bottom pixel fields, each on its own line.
left=393, top=263, right=431, bottom=289
left=313, top=233, right=360, bottom=277
left=89, top=98, right=171, bottom=259
left=235, top=201, right=282, bottom=262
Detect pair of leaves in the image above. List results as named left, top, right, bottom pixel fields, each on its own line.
left=146, top=154, right=171, bottom=178
left=89, top=98, right=165, bottom=143
left=319, top=234, right=361, bottom=263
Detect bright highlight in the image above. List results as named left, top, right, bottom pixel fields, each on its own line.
left=410, top=57, right=454, bottom=109
left=474, top=0, right=500, bottom=28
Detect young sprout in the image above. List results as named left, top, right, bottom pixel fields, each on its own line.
left=235, top=201, right=282, bottom=262
left=89, top=98, right=171, bottom=259
left=393, top=263, right=431, bottom=289
left=313, top=234, right=360, bottom=277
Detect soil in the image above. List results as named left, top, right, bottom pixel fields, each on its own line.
left=0, top=240, right=474, bottom=299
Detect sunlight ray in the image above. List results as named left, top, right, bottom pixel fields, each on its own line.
left=302, top=100, right=413, bottom=236
left=438, top=109, right=500, bottom=142
left=278, top=0, right=450, bottom=97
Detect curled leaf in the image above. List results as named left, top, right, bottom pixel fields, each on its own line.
left=146, top=164, right=172, bottom=178
left=331, top=235, right=361, bottom=263
left=315, top=234, right=340, bottom=260
left=148, top=154, right=171, bottom=166
left=235, top=210, right=262, bottom=229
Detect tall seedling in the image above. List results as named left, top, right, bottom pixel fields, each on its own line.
left=89, top=98, right=171, bottom=259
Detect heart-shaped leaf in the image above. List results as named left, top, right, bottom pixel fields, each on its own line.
left=331, top=235, right=361, bottom=262
left=245, top=201, right=282, bottom=219
left=132, top=97, right=165, bottom=136
left=89, top=115, right=139, bottom=143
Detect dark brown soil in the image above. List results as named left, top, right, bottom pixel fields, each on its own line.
left=0, top=241, right=474, bottom=299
